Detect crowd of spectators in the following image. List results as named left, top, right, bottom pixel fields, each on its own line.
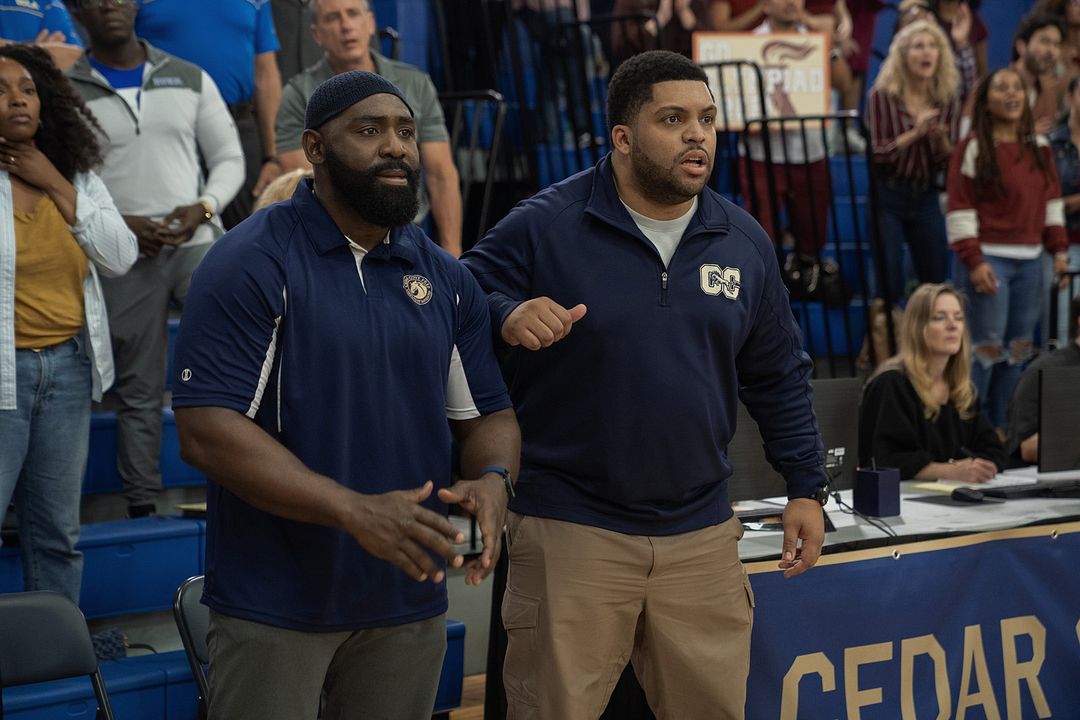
left=858, top=1, right=1078, bottom=472
left=0, top=0, right=1077, bottom=606
left=0, top=0, right=458, bottom=601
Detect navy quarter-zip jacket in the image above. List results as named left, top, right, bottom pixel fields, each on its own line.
left=463, top=155, right=827, bottom=535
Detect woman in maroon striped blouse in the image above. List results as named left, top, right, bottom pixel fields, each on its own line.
left=867, top=19, right=962, bottom=300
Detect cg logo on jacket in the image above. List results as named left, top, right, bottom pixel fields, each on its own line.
left=699, top=264, right=741, bottom=300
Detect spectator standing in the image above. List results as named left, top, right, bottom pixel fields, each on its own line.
left=1012, top=14, right=1067, bottom=135
left=842, top=0, right=887, bottom=122
left=868, top=19, right=961, bottom=300
left=134, top=0, right=282, bottom=228
left=1046, top=76, right=1080, bottom=343
left=69, top=0, right=245, bottom=517
left=0, top=45, right=136, bottom=603
left=463, top=51, right=827, bottom=719
left=276, top=0, right=463, bottom=256
left=271, top=0, right=321, bottom=81
left=946, top=67, right=1070, bottom=430
left=1033, top=0, right=1080, bottom=82
left=707, top=0, right=763, bottom=30
left=804, top=0, right=865, bottom=152
left=173, top=71, right=519, bottom=720
left=740, top=0, right=833, bottom=298
left=859, top=283, right=1004, bottom=480
left=896, top=0, right=976, bottom=100
left=931, top=0, right=986, bottom=79
left=611, top=0, right=706, bottom=65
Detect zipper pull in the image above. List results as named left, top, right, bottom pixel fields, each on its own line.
left=661, top=271, right=669, bottom=290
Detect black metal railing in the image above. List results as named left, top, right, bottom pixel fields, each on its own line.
left=439, top=89, right=510, bottom=250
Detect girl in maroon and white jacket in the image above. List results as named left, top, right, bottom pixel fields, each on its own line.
left=945, top=67, right=1070, bottom=429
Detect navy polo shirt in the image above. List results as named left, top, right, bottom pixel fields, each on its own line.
left=172, top=179, right=512, bottom=631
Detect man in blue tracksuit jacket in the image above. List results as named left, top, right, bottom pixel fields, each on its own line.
left=462, top=51, right=829, bottom=719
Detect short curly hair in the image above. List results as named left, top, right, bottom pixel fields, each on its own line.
left=606, top=51, right=709, bottom=134
left=0, top=44, right=104, bottom=181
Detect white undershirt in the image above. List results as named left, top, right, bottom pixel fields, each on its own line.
left=620, top=196, right=697, bottom=268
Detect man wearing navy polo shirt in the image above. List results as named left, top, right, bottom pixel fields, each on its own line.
left=172, top=71, right=519, bottom=720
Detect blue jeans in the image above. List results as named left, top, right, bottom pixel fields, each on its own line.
left=876, top=179, right=948, bottom=301
left=0, top=336, right=89, bottom=603
left=955, top=255, right=1044, bottom=429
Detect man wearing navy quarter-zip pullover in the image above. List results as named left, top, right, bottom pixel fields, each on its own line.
left=463, top=50, right=828, bottom=719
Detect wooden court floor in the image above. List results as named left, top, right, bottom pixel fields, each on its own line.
left=449, top=674, right=485, bottom=720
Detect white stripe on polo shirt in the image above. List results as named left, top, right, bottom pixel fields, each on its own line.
left=446, top=343, right=480, bottom=419
left=246, top=287, right=286, bottom=419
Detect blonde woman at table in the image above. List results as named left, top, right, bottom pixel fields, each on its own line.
left=858, top=283, right=1005, bottom=481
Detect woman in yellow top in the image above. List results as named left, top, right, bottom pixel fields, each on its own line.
left=0, top=44, right=136, bottom=603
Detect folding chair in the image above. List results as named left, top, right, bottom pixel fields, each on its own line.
left=173, top=575, right=209, bottom=719
left=0, top=591, right=115, bottom=720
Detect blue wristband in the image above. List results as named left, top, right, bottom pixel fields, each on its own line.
left=481, top=465, right=514, bottom=500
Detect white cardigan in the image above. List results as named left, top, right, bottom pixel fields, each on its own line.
left=0, top=169, right=137, bottom=410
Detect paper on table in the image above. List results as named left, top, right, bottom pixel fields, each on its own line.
left=911, top=482, right=954, bottom=494
left=931, top=475, right=1040, bottom=490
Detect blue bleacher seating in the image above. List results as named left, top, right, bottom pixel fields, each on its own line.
left=83, top=412, right=120, bottom=494
left=83, top=410, right=206, bottom=495
left=2, top=660, right=163, bottom=720
left=116, top=652, right=199, bottom=720
left=3, top=519, right=203, bottom=614
left=160, top=408, right=207, bottom=488
left=792, top=299, right=868, bottom=356
left=78, top=518, right=202, bottom=619
left=827, top=154, right=868, bottom=198
left=3, top=622, right=466, bottom=720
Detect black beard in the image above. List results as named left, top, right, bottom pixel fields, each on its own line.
left=323, top=146, right=421, bottom=227
left=629, top=145, right=705, bottom=206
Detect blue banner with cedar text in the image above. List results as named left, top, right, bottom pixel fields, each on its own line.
left=744, top=523, right=1080, bottom=719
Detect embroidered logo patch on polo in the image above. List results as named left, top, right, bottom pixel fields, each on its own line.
left=403, top=275, right=433, bottom=305
left=699, top=264, right=741, bottom=300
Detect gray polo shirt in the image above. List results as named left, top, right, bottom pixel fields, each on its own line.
left=276, top=52, right=449, bottom=223
left=276, top=52, right=449, bottom=152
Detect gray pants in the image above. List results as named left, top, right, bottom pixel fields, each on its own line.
left=206, top=610, right=447, bottom=720
left=99, top=243, right=210, bottom=506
